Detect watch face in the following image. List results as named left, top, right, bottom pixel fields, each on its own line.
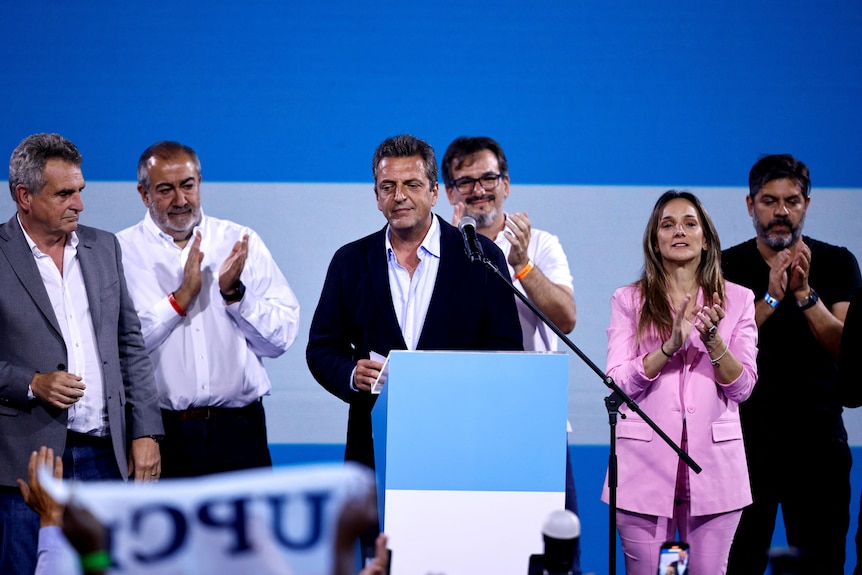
left=798, top=289, right=818, bottom=309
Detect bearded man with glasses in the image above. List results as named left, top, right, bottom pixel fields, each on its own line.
left=443, top=136, right=580, bottom=574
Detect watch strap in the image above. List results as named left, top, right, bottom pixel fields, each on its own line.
left=220, top=280, right=245, bottom=303
left=797, top=288, right=819, bottom=311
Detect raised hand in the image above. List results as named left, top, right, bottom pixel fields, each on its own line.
left=173, top=231, right=204, bottom=311
left=788, top=239, right=812, bottom=297
left=696, top=292, right=727, bottom=352
left=219, top=234, right=249, bottom=294
left=504, top=212, right=532, bottom=273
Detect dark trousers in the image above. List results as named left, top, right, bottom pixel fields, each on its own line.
left=565, top=446, right=582, bottom=575
left=727, top=435, right=851, bottom=575
left=160, top=399, right=272, bottom=478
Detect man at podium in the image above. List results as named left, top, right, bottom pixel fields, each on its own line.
left=308, top=133, right=522, bottom=469
left=307, top=134, right=523, bottom=551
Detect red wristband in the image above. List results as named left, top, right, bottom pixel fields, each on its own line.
left=168, top=292, right=187, bottom=317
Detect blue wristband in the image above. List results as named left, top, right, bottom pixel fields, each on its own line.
left=763, top=292, right=780, bottom=308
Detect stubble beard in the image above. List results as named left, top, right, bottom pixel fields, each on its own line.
left=463, top=204, right=499, bottom=230
left=753, top=211, right=805, bottom=250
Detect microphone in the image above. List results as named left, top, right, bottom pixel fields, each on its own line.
left=458, top=216, right=484, bottom=263
left=528, top=510, right=580, bottom=575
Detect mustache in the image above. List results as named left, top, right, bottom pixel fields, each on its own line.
left=767, top=216, right=793, bottom=229
left=167, top=205, right=192, bottom=215
left=465, top=194, right=495, bottom=205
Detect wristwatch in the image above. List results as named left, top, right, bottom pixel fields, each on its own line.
left=220, top=280, right=246, bottom=303
left=145, top=434, right=165, bottom=443
left=796, top=288, right=819, bottom=311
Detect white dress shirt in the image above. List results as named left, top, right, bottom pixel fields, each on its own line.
left=19, top=217, right=107, bottom=435
left=116, top=211, right=300, bottom=410
left=386, top=215, right=441, bottom=351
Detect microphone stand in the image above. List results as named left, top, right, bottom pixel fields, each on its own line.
left=477, top=255, right=701, bottom=575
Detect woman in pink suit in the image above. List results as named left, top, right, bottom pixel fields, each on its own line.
left=602, top=191, right=758, bottom=575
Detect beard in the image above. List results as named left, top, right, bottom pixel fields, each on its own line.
left=462, top=197, right=499, bottom=229
left=753, top=211, right=805, bottom=250
left=150, top=204, right=202, bottom=240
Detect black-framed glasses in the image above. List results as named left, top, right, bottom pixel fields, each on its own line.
left=449, top=173, right=504, bottom=194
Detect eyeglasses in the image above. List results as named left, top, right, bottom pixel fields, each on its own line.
left=449, top=174, right=504, bottom=194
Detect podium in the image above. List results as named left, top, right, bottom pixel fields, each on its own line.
left=371, top=350, right=569, bottom=575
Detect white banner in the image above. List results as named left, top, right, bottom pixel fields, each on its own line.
left=41, top=463, right=375, bottom=575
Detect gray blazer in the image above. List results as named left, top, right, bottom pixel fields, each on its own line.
left=0, top=215, right=162, bottom=485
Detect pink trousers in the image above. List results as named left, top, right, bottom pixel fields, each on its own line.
left=616, top=501, right=742, bottom=575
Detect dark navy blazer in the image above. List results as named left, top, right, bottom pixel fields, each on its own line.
left=307, top=214, right=524, bottom=468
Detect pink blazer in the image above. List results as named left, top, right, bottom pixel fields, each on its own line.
left=601, top=281, right=758, bottom=518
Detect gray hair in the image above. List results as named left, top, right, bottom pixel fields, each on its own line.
left=8, top=133, right=82, bottom=202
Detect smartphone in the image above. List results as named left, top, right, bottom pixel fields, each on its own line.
left=363, top=548, right=391, bottom=575
left=658, top=541, right=689, bottom=575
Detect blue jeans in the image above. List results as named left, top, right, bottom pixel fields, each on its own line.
left=0, top=435, right=121, bottom=575
left=62, top=438, right=123, bottom=481
left=0, top=488, right=40, bottom=575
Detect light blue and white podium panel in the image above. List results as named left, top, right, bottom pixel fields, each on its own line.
left=371, top=351, right=568, bottom=575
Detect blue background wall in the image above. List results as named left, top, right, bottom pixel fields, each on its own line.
left=3, top=2, right=862, bottom=572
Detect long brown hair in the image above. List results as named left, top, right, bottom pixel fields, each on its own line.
left=637, top=190, right=725, bottom=341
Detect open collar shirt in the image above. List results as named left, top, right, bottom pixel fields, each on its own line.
left=116, top=211, right=300, bottom=410
left=19, top=216, right=107, bottom=435
left=385, top=215, right=441, bottom=351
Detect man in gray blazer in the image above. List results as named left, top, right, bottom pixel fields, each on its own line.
left=0, top=133, right=163, bottom=575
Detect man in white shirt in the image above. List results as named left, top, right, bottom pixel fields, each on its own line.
left=1, top=133, right=163, bottom=575
left=442, top=136, right=581, bottom=573
left=117, top=141, right=300, bottom=477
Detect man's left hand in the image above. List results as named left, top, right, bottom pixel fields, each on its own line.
left=504, top=212, right=532, bottom=273
left=789, top=239, right=812, bottom=297
left=219, top=234, right=250, bottom=293
left=128, top=437, right=161, bottom=483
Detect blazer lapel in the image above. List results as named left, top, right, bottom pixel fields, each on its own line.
left=75, top=227, right=101, bottom=335
left=417, top=215, right=459, bottom=350
left=0, top=216, right=64, bottom=338
left=368, top=226, right=407, bottom=348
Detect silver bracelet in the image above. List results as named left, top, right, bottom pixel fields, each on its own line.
left=710, top=343, right=729, bottom=367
